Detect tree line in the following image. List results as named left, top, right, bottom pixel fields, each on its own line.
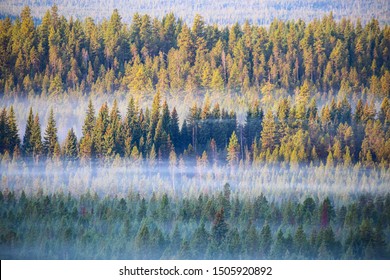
left=0, top=6, right=389, bottom=97
left=1, top=91, right=390, bottom=167
left=1, top=0, right=389, bottom=26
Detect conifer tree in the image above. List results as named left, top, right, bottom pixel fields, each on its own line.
left=31, top=113, right=43, bottom=158
left=169, top=107, right=180, bottom=152
left=161, top=100, right=171, bottom=133
left=43, top=108, right=59, bottom=157
left=93, top=102, right=109, bottom=157
left=212, top=208, right=229, bottom=246
left=82, top=99, right=96, bottom=138
left=149, top=90, right=161, bottom=139
left=227, top=131, right=240, bottom=167
left=260, top=224, right=272, bottom=256
left=7, top=106, right=20, bottom=154
left=110, top=99, right=122, bottom=155
left=0, top=108, right=7, bottom=154
left=64, top=128, right=78, bottom=160
left=22, top=108, right=34, bottom=157
left=261, top=110, right=277, bottom=152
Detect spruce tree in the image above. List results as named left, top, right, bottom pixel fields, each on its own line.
left=212, top=208, right=228, bottom=246
left=22, top=107, right=34, bottom=157
left=110, top=99, right=122, bottom=155
left=7, top=106, right=20, bottom=154
left=82, top=99, right=96, bottom=138
left=0, top=108, right=8, bottom=154
left=169, top=107, right=180, bottom=152
left=261, top=110, right=277, bottom=152
left=161, top=100, right=170, bottom=133
left=31, top=113, right=42, bottom=158
left=260, top=224, right=272, bottom=257
left=43, top=108, right=59, bottom=157
left=227, top=131, right=240, bottom=167
left=64, top=128, right=78, bottom=160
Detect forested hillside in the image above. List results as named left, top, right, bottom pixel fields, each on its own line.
left=1, top=0, right=389, bottom=26
left=1, top=6, right=389, bottom=97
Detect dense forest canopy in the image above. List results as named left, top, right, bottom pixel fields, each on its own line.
left=1, top=91, right=390, bottom=167
left=1, top=0, right=389, bottom=26
left=0, top=6, right=389, bottom=97
left=1, top=187, right=389, bottom=259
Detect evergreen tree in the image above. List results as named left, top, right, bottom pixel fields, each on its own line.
left=64, top=128, right=78, bottom=160
left=191, top=221, right=209, bottom=259
left=22, top=107, right=34, bottom=157
left=31, top=113, right=43, bottom=158
left=260, top=224, right=272, bottom=257
left=43, top=108, right=59, bottom=157
left=0, top=108, right=8, bottom=154
left=212, top=208, right=229, bottom=246
left=82, top=99, right=96, bottom=138
left=261, top=110, right=277, bottom=152
left=169, top=107, right=180, bottom=152
left=7, top=106, right=20, bottom=153
left=227, top=131, right=240, bottom=167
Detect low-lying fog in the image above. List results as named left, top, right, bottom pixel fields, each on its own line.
left=1, top=159, right=389, bottom=206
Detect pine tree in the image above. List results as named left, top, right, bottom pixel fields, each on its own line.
left=103, top=124, right=115, bottom=158
left=22, top=107, right=34, bottom=157
left=343, top=146, right=352, bottom=166
left=149, top=90, right=161, bottom=142
left=260, top=224, right=272, bottom=257
left=0, top=108, right=8, bottom=154
left=294, top=225, right=308, bottom=255
left=161, top=100, right=171, bottom=133
left=191, top=221, right=209, bottom=259
left=227, top=131, right=240, bottom=167
left=43, top=108, right=59, bottom=157
left=212, top=208, right=229, bottom=246
left=93, top=102, right=109, bottom=157
left=64, top=128, right=78, bottom=160
left=31, top=113, right=42, bottom=158
left=169, top=107, right=180, bottom=152
left=135, top=223, right=151, bottom=259
left=210, top=69, right=224, bottom=91
left=79, top=133, right=92, bottom=161
left=7, top=106, right=20, bottom=154
left=110, top=99, right=122, bottom=155
left=261, top=110, right=277, bottom=151
left=82, top=99, right=96, bottom=138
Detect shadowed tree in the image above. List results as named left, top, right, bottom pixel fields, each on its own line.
left=212, top=208, right=229, bottom=246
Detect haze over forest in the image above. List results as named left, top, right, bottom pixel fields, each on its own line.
left=1, top=0, right=390, bottom=26
left=0, top=4, right=389, bottom=260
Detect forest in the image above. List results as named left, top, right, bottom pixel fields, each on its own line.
left=1, top=91, right=390, bottom=167
left=0, top=6, right=389, bottom=97
left=1, top=187, right=389, bottom=259
left=0, top=6, right=389, bottom=260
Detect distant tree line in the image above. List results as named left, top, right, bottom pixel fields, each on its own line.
left=1, top=1, right=389, bottom=28
left=1, top=92, right=390, bottom=167
left=0, top=6, right=389, bottom=97
left=1, top=187, right=389, bottom=259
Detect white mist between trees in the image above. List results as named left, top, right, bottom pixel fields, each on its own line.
left=1, top=159, right=388, bottom=206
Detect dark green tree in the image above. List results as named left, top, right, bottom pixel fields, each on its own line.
left=64, top=128, right=78, bottom=160
left=43, top=108, right=59, bottom=157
